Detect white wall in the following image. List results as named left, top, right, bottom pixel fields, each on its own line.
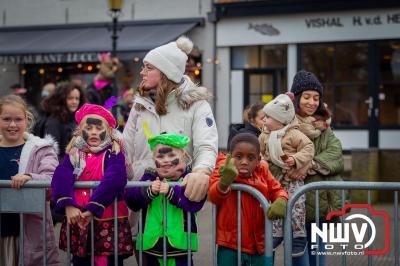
left=0, top=0, right=215, bottom=107
left=230, top=70, right=244, bottom=124
left=334, top=130, right=369, bottom=150
left=0, top=64, right=20, bottom=96
left=379, top=130, right=400, bottom=149
left=0, top=0, right=211, bottom=25
left=216, top=47, right=230, bottom=149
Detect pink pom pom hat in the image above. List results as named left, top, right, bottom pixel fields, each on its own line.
left=75, top=103, right=116, bottom=128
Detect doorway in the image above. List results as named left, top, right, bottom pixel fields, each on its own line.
left=243, top=68, right=286, bottom=108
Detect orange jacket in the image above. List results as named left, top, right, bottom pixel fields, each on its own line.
left=209, top=153, right=288, bottom=255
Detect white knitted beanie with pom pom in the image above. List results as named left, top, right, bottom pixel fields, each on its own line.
left=143, top=36, right=193, bottom=83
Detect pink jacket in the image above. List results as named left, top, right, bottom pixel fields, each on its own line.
left=18, top=134, right=60, bottom=266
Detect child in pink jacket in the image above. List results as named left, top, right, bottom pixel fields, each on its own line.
left=0, top=94, right=60, bottom=266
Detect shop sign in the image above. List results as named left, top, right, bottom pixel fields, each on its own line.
left=0, top=52, right=100, bottom=64
left=217, top=8, right=400, bottom=46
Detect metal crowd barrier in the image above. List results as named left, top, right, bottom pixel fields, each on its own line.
left=211, top=183, right=274, bottom=266
left=283, top=181, right=400, bottom=266
left=0, top=181, right=274, bottom=266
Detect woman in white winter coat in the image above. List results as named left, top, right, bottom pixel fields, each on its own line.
left=123, top=36, right=218, bottom=202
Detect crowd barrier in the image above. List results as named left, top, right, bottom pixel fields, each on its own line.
left=0, top=181, right=273, bottom=266
left=3, top=180, right=398, bottom=266
left=283, top=181, right=400, bottom=266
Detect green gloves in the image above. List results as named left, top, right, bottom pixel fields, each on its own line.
left=218, top=154, right=238, bottom=188
left=267, top=197, right=287, bottom=220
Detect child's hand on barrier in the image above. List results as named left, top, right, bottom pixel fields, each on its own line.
left=11, top=174, right=32, bottom=189
left=78, top=211, right=94, bottom=229
left=285, top=156, right=295, bottom=167
left=267, top=197, right=287, bottom=220
left=159, top=180, right=170, bottom=194
left=65, top=206, right=82, bottom=225
left=218, top=154, right=238, bottom=189
left=151, top=177, right=162, bottom=194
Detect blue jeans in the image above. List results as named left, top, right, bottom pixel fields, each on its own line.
left=306, top=222, right=326, bottom=266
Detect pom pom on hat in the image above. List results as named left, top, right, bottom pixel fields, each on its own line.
left=263, top=94, right=295, bottom=125
left=291, top=70, right=323, bottom=96
left=176, top=36, right=193, bottom=55
left=75, top=103, right=116, bottom=128
left=143, top=36, right=193, bottom=83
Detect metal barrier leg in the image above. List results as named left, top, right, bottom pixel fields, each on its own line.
left=367, top=190, right=372, bottom=266
left=264, top=212, right=273, bottom=266
left=163, top=195, right=167, bottom=266
left=315, top=190, right=320, bottom=266
left=237, top=191, right=241, bottom=266
left=19, top=213, right=24, bottom=266
left=395, top=191, right=399, bottom=266
left=139, top=209, right=143, bottom=266
left=42, top=189, right=47, bottom=266
left=212, top=205, right=217, bottom=266
left=341, top=190, right=346, bottom=266
left=114, top=199, right=118, bottom=266
left=90, top=189, right=94, bottom=266
left=187, top=211, right=191, bottom=266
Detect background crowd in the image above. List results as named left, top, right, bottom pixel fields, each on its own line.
left=0, top=36, right=344, bottom=266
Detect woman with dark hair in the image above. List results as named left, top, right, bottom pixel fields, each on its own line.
left=227, top=102, right=266, bottom=150
left=289, top=70, right=344, bottom=266
left=42, top=82, right=86, bottom=160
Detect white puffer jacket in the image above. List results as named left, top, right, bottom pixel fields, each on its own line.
left=123, top=75, right=218, bottom=180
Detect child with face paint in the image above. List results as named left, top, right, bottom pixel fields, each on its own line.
left=51, top=103, right=133, bottom=265
left=124, top=133, right=206, bottom=266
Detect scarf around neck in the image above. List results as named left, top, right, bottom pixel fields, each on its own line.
left=268, top=122, right=292, bottom=170
left=296, top=114, right=331, bottom=140
left=69, top=135, right=111, bottom=178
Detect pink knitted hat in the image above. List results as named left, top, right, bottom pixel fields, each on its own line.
left=75, top=103, right=116, bottom=128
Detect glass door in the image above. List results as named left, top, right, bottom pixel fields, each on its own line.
left=243, top=68, right=286, bottom=108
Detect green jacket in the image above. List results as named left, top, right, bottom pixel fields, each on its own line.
left=138, top=194, right=199, bottom=256
left=305, top=127, right=345, bottom=223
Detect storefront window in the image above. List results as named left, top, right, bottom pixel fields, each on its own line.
left=378, top=41, right=400, bottom=126
left=232, top=46, right=260, bottom=69
left=302, top=42, right=369, bottom=126
left=232, top=45, right=286, bottom=69
left=248, top=73, right=273, bottom=105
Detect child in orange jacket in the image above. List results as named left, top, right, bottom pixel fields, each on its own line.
left=209, top=132, right=288, bottom=266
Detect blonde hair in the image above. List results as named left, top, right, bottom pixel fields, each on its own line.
left=0, top=94, right=35, bottom=132
left=137, top=73, right=177, bottom=116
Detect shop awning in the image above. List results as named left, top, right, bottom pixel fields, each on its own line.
left=0, top=18, right=203, bottom=63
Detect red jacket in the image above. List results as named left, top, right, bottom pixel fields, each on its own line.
left=209, top=153, right=288, bottom=255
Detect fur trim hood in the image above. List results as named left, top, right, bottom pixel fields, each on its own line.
left=25, top=133, right=59, bottom=155
left=0, top=133, right=59, bottom=155
left=175, top=75, right=212, bottom=110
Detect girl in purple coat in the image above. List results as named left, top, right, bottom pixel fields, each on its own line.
left=125, top=133, right=206, bottom=266
left=51, top=103, right=133, bottom=265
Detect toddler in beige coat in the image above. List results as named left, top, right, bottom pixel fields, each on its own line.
left=259, top=93, right=314, bottom=257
